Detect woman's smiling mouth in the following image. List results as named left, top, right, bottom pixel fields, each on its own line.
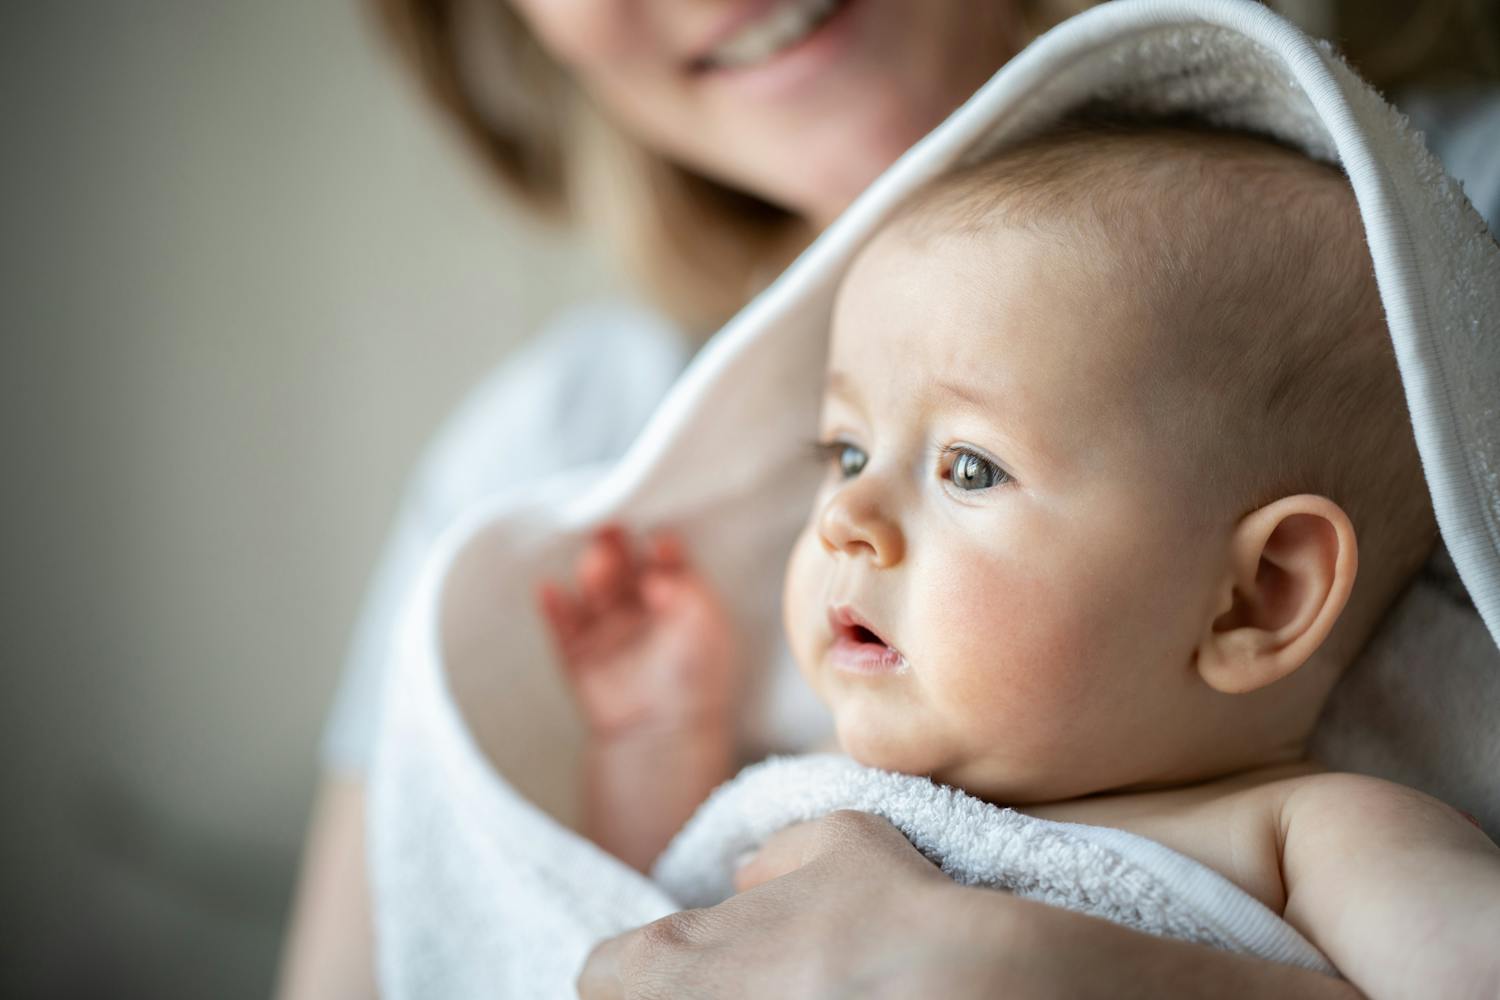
left=827, top=605, right=908, bottom=675
left=690, top=0, right=850, bottom=72
left=685, top=0, right=862, bottom=102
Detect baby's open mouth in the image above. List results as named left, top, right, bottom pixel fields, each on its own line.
left=827, top=605, right=907, bottom=675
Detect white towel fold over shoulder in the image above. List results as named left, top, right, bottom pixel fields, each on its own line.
left=370, top=2, right=1500, bottom=995
left=655, top=755, right=1335, bottom=975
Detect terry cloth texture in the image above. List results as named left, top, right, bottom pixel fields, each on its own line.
left=371, top=746, right=1336, bottom=1000
left=655, top=755, right=1335, bottom=975
left=368, top=2, right=1500, bottom=996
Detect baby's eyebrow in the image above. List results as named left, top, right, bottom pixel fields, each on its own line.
left=934, top=377, right=1056, bottom=478
left=823, top=369, right=858, bottom=402
left=935, top=378, right=992, bottom=410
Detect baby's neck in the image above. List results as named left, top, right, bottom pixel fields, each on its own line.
left=1013, top=758, right=1331, bottom=914
left=1015, top=757, right=1325, bottom=823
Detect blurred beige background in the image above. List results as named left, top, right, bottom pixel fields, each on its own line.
left=1, top=1, right=609, bottom=996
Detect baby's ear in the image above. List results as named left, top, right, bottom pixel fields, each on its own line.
left=1196, top=495, right=1358, bottom=695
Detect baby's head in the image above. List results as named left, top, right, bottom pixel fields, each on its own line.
left=782, top=122, right=1436, bottom=803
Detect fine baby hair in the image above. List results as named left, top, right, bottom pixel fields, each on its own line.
left=782, top=118, right=1434, bottom=809
left=901, top=119, right=1438, bottom=673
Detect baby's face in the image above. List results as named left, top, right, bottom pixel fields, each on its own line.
left=783, top=222, right=1232, bottom=803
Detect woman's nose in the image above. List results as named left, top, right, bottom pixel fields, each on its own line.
left=817, top=482, right=904, bottom=568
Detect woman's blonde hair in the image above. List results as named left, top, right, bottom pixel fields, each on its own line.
left=368, top=0, right=1498, bottom=331
left=368, top=0, right=807, bottom=332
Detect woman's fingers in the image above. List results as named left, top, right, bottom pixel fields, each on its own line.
left=734, top=811, right=938, bottom=892
left=577, top=911, right=704, bottom=1000
left=578, top=813, right=951, bottom=1000
left=732, top=820, right=821, bottom=892
left=575, top=933, right=624, bottom=1000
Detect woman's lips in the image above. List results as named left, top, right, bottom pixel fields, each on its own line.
left=689, top=0, right=861, bottom=99
left=827, top=605, right=906, bottom=676
left=691, top=0, right=844, bottom=71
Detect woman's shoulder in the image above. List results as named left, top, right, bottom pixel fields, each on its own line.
left=438, top=300, right=690, bottom=451
left=412, top=300, right=692, bottom=512
left=470, top=300, right=690, bottom=404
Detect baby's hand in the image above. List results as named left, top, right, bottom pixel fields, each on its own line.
left=537, top=525, right=739, bottom=740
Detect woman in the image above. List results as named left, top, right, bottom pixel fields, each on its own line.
left=277, top=1, right=1499, bottom=996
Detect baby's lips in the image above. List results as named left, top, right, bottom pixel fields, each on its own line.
left=826, top=603, right=895, bottom=650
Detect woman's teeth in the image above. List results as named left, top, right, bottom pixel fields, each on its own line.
left=702, top=0, right=842, bottom=70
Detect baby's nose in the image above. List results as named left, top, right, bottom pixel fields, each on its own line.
left=817, top=486, right=904, bottom=568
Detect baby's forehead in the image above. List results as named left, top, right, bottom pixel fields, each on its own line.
left=838, top=124, right=1377, bottom=453
left=896, top=122, right=1352, bottom=269
left=831, top=217, right=1170, bottom=457
left=828, top=126, right=1417, bottom=588
left=884, top=124, right=1362, bottom=352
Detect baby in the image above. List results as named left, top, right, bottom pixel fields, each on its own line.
left=537, top=123, right=1500, bottom=992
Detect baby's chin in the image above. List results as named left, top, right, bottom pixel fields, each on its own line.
left=833, top=714, right=954, bottom=780
left=832, top=716, right=1065, bottom=805
left=819, top=690, right=1056, bottom=799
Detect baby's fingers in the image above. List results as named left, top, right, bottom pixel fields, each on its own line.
left=645, top=531, right=687, bottom=572
left=640, top=534, right=715, bottom=610
left=577, top=524, right=638, bottom=613
left=536, top=580, right=584, bottom=649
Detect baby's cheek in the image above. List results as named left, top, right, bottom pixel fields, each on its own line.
left=921, top=558, right=1098, bottom=734
left=781, top=525, right=827, bottom=685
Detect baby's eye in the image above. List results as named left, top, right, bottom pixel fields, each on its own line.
left=944, top=448, right=1011, bottom=491
left=817, top=440, right=867, bottom=479
left=836, top=443, right=867, bottom=478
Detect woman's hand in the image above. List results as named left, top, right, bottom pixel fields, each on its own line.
left=578, top=810, right=966, bottom=999
left=577, top=811, right=1364, bottom=1000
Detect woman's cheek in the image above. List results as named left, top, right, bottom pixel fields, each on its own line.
left=511, top=0, right=636, bottom=70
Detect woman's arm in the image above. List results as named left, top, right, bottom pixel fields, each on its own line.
left=579, top=811, right=1362, bottom=1000
left=274, top=775, right=378, bottom=1000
